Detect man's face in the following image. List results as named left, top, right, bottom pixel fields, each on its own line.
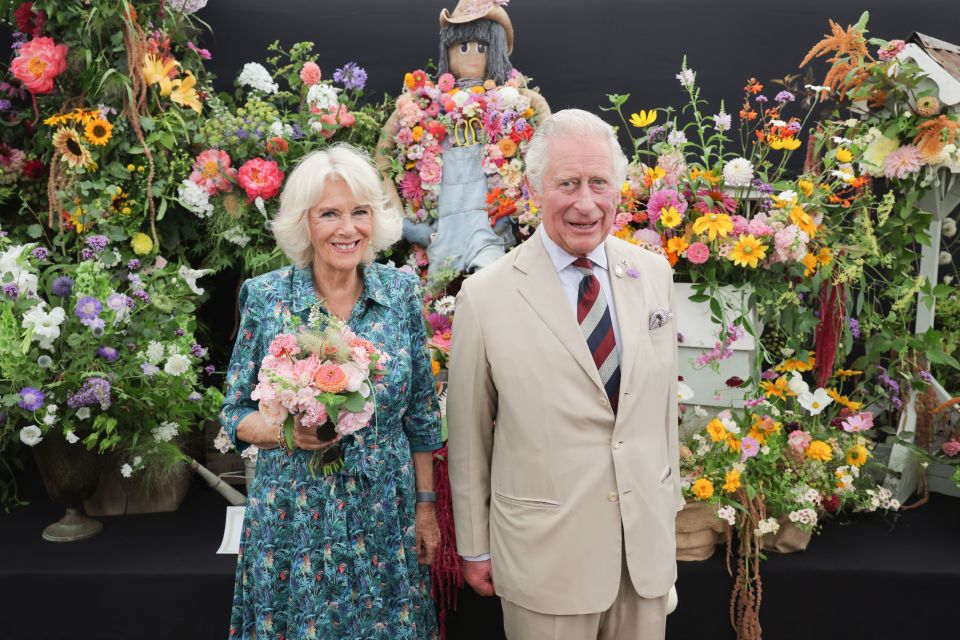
left=529, top=134, right=619, bottom=257
left=447, top=41, right=488, bottom=80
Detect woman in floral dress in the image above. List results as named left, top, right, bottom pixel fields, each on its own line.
left=220, top=144, right=442, bottom=639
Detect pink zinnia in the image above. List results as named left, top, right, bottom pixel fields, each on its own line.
left=685, top=241, right=710, bottom=264
left=399, top=171, right=424, bottom=201
left=314, top=364, right=348, bottom=393
left=645, top=188, right=687, bottom=224
left=438, top=73, right=456, bottom=92
left=883, top=144, right=924, bottom=179
left=190, top=149, right=236, bottom=195
left=237, top=158, right=284, bottom=201
left=878, top=39, right=905, bottom=61
left=300, top=61, right=322, bottom=86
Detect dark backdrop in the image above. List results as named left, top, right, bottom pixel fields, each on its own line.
left=196, top=0, right=958, bottom=127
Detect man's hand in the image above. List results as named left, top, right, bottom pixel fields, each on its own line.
left=462, top=559, right=495, bottom=596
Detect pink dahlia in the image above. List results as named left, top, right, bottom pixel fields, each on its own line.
left=299, top=61, right=322, bottom=86
left=882, top=144, right=924, bottom=180
left=11, top=37, right=68, bottom=94
left=237, top=158, right=284, bottom=201
left=190, top=149, right=237, bottom=195
left=685, top=241, right=710, bottom=264
left=646, top=188, right=687, bottom=224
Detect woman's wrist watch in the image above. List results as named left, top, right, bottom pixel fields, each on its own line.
left=415, top=491, right=437, bottom=503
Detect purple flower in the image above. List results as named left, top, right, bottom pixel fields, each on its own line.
left=191, top=343, right=206, bottom=358
left=774, top=90, right=795, bottom=103
left=427, top=312, right=452, bottom=334
left=31, top=247, right=49, bottom=260
left=3, top=283, right=18, bottom=299
left=141, top=363, right=160, bottom=377
left=127, top=259, right=140, bottom=270
left=85, top=317, right=106, bottom=333
left=67, top=377, right=112, bottom=410
left=127, top=273, right=144, bottom=290
left=627, top=268, right=640, bottom=278
left=751, top=177, right=774, bottom=195
left=877, top=366, right=900, bottom=395
left=18, top=386, right=45, bottom=411
left=96, top=346, right=120, bottom=362
left=188, top=392, right=203, bottom=402
left=0, top=99, right=11, bottom=112
left=755, top=95, right=768, bottom=104
left=741, top=436, right=761, bottom=461
left=80, top=248, right=96, bottom=261
left=52, top=276, right=74, bottom=297
left=204, top=364, right=216, bottom=376
left=849, top=318, right=861, bottom=338
left=106, top=293, right=129, bottom=312
left=86, top=235, right=109, bottom=252
left=919, top=369, right=933, bottom=383
left=333, top=62, right=367, bottom=91
left=75, top=296, right=103, bottom=320
left=133, top=290, right=151, bottom=304
left=175, top=328, right=185, bottom=337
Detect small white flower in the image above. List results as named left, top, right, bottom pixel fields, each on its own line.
left=167, top=343, right=180, bottom=356
left=240, top=444, right=260, bottom=461
left=939, top=251, right=953, bottom=266
left=269, top=120, right=284, bottom=137
left=787, top=371, right=810, bottom=396
left=306, top=83, right=339, bottom=111
left=941, top=217, right=956, bottom=239
left=151, top=421, right=179, bottom=443
left=120, top=463, right=134, bottom=478
left=798, top=388, right=833, bottom=415
left=844, top=118, right=859, bottom=127
left=722, top=157, right=754, bottom=187
left=164, top=354, right=191, bottom=376
left=222, top=228, right=251, bottom=247
left=132, top=455, right=143, bottom=468
left=237, top=62, right=278, bottom=94
left=22, top=303, right=66, bottom=351
left=677, top=381, right=695, bottom=402
left=760, top=445, right=771, bottom=455
left=145, top=340, right=165, bottom=364
left=713, top=110, right=732, bottom=132
left=667, top=130, right=687, bottom=146
left=178, top=264, right=214, bottom=296
left=65, top=430, right=79, bottom=444
left=694, top=405, right=708, bottom=418
left=776, top=190, right=798, bottom=204
left=19, top=425, right=43, bottom=446
left=178, top=180, right=214, bottom=219
left=832, top=136, right=853, bottom=145
left=676, top=68, right=696, bottom=88
left=433, top=295, right=456, bottom=315
left=213, top=428, right=235, bottom=454
left=770, top=119, right=786, bottom=128
left=717, top=505, right=737, bottom=526
left=754, top=517, right=781, bottom=537
left=76, top=407, right=91, bottom=420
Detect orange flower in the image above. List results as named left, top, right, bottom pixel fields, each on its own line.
left=314, top=364, right=348, bottom=393
left=744, top=78, right=764, bottom=94
left=776, top=352, right=816, bottom=372
left=497, top=137, right=518, bottom=158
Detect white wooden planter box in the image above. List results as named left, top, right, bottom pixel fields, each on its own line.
left=927, top=462, right=960, bottom=498
left=674, top=282, right=759, bottom=409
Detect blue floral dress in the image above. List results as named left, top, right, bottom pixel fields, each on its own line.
left=220, top=262, right=442, bottom=640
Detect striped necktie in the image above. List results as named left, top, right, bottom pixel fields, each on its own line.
left=572, top=257, right=620, bottom=412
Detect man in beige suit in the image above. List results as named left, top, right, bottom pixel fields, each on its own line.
left=447, top=109, right=682, bottom=639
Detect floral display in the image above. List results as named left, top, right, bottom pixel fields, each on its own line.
left=249, top=307, right=388, bottom=475
left=387, top=68, right=542, bottom=234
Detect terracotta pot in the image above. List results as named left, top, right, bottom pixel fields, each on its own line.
left=675, top=501, right=730, bottom=561
left=32, top=432, right=106, bottom=542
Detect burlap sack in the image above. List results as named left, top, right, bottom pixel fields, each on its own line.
left=760, top=517, right=812, bottom=553
left=675, top=502, right=729, bottom=561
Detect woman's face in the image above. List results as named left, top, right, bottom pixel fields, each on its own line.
left=307, top=178, right=372, bottom=274
left=447, top=41, right=488, bottom=80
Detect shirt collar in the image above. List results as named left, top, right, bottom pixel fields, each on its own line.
left=290, top=263, right=390, bottom=313
left=539, top=225, right=609, bottom=273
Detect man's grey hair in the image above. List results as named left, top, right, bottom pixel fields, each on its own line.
left=438, top=19, right=512, bottom=85
left=524, top=109, right=628, bottom=192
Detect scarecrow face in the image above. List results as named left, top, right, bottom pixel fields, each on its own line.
left=447, top=41, right=488, bottom=80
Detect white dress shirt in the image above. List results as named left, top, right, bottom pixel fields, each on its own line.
left=461, top=229, right=622, bottom=563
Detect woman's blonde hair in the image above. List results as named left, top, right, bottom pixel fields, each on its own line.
left=272, top=143, right=403, bottom=268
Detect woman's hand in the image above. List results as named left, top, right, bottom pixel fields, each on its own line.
left=291, top=415, right=337, bottom=451
left=415, top=502, right=440, bottom=565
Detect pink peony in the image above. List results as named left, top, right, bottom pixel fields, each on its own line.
left=646, top=188, right=687, bottom=224
left=268, top=333, right=300, bottom=358
left=11, top=37, right=68, bottom=94
left=336, top=401, right=375, bottom=436
left=942, top=440, right=960, bottom=457
left=339, top=361, right=366, bottom=393
left=237, top=158, right=284, bottom=201
left=419, top=158, right=442, bottom=185
left=685, top=241, right=710, bottom=264
left=883, top=144, right=924, bottom=180
left=190, top=149, right=237, bottom=195
left=299, top=61, right=322, bottom=86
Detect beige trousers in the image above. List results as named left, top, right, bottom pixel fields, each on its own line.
left=501, top=553, right=667, bottom=640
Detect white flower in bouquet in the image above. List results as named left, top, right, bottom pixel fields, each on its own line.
left=798, top=388, right=833, bottom=415
left=860, top=132, right=900, bottom=177
left=164, top=354, right=191, bottom=376
left=168, top=0, right=208, bottom=14
left=433, top=296, right=456, bottom=315
left=667, top=130, right=687, bottom=146
left=237, top=62, right=278, bottom=94
left=152, top=421, right=180, bottom=443
left=788, top=508, right=818, bottom=526
left=178, top=179, right=214, bottom=219
left=240, top=445, right=259, bottom=461
left=19, top=425, right=42, bottom=446
left=722, top=157, right=754, bottom=187
left=754, top=517, right=780, bottom=537
left=178, top=264, right=213, bottom=296
left=213, top=427, right=234, bottom=454
left=713, top=110, right=732, bottom=132
left=22, top=303, right=66, bottom=350
left=222, top=228, right=252, bottom=247
left=717, top=505, right=737, bottom=526
left=676, top=67, right=696, bottom=88
left=120, top=463, right=134, bottom=478
left=677, top=381, right=695, bottom=402
left=65, top=430, right=79, bottom=444
left=43, top=404, right=58, bottom=426
left=145, top=340, right=165, bottom=364
left=306, top=83, right=339, bottom=111
left=787, top=372, right=809, bottom=396
left=0, top=244, right=39, bottom=297
left=942, top=217, right=957, bottom=238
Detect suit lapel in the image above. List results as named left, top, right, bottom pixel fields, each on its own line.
left=515, top=231, right=605, bottom=394
left=605, top=239, right=646, bottom=391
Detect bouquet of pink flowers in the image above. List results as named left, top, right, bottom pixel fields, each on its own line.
left=251, top=313, right=388, bottom=474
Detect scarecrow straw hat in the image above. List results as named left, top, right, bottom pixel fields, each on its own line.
left=439, top=0, right=514, bottom=54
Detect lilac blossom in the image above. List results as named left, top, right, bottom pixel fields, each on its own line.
left=80, top=248, right=96, bottom=261
left=204, top=365, right=216, bottom=376
left=775, top=90, right=796, bottom=103
left=86, top=235, right=108, bottom=252
left=333, top=62, right=368, bottom=91
left=66, top=377, right=112, bottom=410
left=191, top=343, right=207, bottom=358
left=127, top=259, right=140, bottom=270
left=849, top=318, right=861, bottom=338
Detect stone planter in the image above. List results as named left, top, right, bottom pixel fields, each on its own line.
left=84, top=461, right=192, bottom=516
left=675, top=501, right=730, bottom=561
left=32, top=432, right=106, bottom=542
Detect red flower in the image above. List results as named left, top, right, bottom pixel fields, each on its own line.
left=237, top=158, right=283, bottom=201
left=15, top=2, right=46, bottom=38
left=822, top=495, right=840, bottom=513
left=725, top=376, right=744, bottom=388
left=266, top=136, right=288, bottom=155
left=426, top=120, right=446, bottom=142
left=22, top=158, right=46, bottom=180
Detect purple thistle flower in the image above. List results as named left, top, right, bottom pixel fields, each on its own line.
left=18, top=386, right=45, bottom=411
left=66, top=377, right=111, bottom=410
left=3, top=283, right=18, bottom=299
left=775, top=90, right=796, bottom=103
left=80, top=248, right=96, bottom=261
left=75, top=296, right=102, bottom=320
left=849, top=317, right=861, bottom=338
left=86, top=235, right=109, bottom=252
left=127, top=259, right=141, bottom=270
left=31, top=247, right=49, bottom=260
left=52, top=276, right=74, bottom=297
left=96, top=346, right=120, bottom=362
left=333, top=62, right=368, bottom=91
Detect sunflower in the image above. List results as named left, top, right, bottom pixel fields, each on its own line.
left=43, top=112, right=72, bottom=126
left=692, top=213, right=734, bottom=241
left=70, top=108, right=103, bottom=126
left=846, top=444, right=868, bottom=467
left=826, top=388, right=863, bottom=411
left=729, top=234, right=767, bottom=268
left=52, top=127, right=92, bottom=168
left=84, top=118, right=113, bottom=146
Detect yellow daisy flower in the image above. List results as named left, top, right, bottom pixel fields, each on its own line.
left=706, top=418, right=727, bottom=442
left=692, top=213, right=734, bottom=241
left=806, top=440, right=833, bottom=462
left=846, top=444, right=869, bottom=467
left=835, top=147, right=853, bottom=163
left=130, top=232, right=154, bottom=255
left=722, top=469, right=741, bottom=494
left=775, top=352, right=815, bottom=372
left=629, top=109, right=658, bottom=128
left=834, top=369, right=863, bottom=379
left=729, top=234, right=767, bottom=268
left=660, top=206, right=682, bottom=228
left=666, top=236, right=689, bottom=255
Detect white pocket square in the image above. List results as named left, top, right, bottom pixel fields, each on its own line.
left=648, top=308, right=673, bottom=331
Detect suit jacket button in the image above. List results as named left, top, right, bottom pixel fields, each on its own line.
left=608, top=492, right=619, bottom=502
left=600, top=397, right=609, bottom=408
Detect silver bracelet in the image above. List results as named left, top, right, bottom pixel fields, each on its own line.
left=416, top=491, right=437, bottom=503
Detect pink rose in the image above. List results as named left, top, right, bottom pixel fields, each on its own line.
left=11, top=37, right=68, bottom=94
left=300, top=61, right=322, bottom=86
left=396, top=98, right=424, bottom=129
left=336, top=401, right=375, bottom=437
left=237, top=158, right=284, bottom=201
left=419, top=158, right=442, bottom=185
left=396, top=128, right=414, bottom=145
left=942, top=440, right=960, bottom=457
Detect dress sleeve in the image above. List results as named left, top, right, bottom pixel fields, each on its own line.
left=402, top=277, right=443, bottom=452
left=219, top=279, right=262, bottom=453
